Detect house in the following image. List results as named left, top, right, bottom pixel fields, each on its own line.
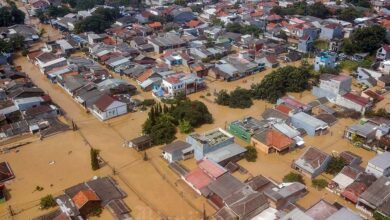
left=227, top=117, right=268, bottom=143
left=212, top=55, right=264, bottom=81
left=339, top=151, right=362, bottom=166
left=251, top=129, right=295, bottom=154
left=336, top=92, right=371, bottom=114
left=264, top=182, right=307, bottom=209
left=365, top=152, right=390, bottom=178
left=148, top=33, right=187, bottom=53
left=72, top=190, right=101, bottom=218
left=344, top=122, right=378, bottom=145
left=170, top=8, right=195, bottom=23
left=128, top=135, right=152, bottom=151
left=377, top=45, right=390, bottom=60
left=292, top=147, right=332, bottom=178
left=257, top=54, right=279, bottom=68
left=355, top=67, right=382, bottom=87
left=313, top=74, right=352, bottom=99
left=290, top=112, right=328, bottom=136
left=187, top=128, right=246, bottom=165
left=320, top=23, right=343, bottom=40
left=184, top=159, right=227, bottom=195
left=329, top=165, right=364, bottom=191
left=154, top=73, right=204, bottom=98
left=314, top=52, right=337, bottom=71
left=357, top=176, right=390, bottom=214
left=277, top=96, right=311, bottom=113
left=54, top=177, right=130, bottom=219
left=91, top=95, right=127, bottom=121
left=0, top=162, right=15, bottom=183
left=161, top=140, right=193, bottom=163
left=341, top=173, right=377, bottom=204
left=298, top=34, right=314, bottom=53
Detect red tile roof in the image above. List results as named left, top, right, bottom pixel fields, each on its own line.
left=186, top=19, right=201, bottom=28
left=72, top=190, right=100, bottom=209
left=185, top=168, right=212, bottom=190
left=266, top=130, right=293, bottom=151
left=342, top=93, right=370, bottom=106
left=198, top=159, right=227, bottom=179
left=275, top=104, right=292, bottom=115
left=137, top=69, right=153, bottom=83
left=148, top=22, right=162, bottom=29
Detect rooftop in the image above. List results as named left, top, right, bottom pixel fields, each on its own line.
left=189, top=128, right=233, bottom=146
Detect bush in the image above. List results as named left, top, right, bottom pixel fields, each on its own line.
left=283, top=172, right=304, bottom=184
left=326, top=157, right=347, bottom=175
left=244, top=146, right=257, bottom=162
left=90, top=148, right=100, bottom=171
left=312, top=178, right=328, bottom=189
left=40, top=195, right=56, bottom=209
left=142, top=99, right=156, bottom=107
left=215, top=88, right=253, bottom=109
left=88, top=206, right=102, bottom=217
left=178, top=120, right=193, bottom=134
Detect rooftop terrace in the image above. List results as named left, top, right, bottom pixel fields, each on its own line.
left=190, top=128, right=233, bottom=146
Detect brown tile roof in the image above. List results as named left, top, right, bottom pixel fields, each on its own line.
left=136, top=69, right=153, bottom=83
left=72, top=189, right=100, bottom=209
left=148, top=22, right=162, bottom=29
left=93, top=95, right=116, bottom=111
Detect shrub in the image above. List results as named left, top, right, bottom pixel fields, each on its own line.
left=312, top=178, right=328, bottom=189
left=215, top=88, right=253, bottom=109
left=40, top=195, right=56, bottom=209
left=178, top=120, right=193, bottom=134
left=142, top=99, right=156, bottom=107
left=283, top=172, right=304, bottom=184
left=244, top=146, right=257, bottom=162
left=90, top=148, right=100, bottom=171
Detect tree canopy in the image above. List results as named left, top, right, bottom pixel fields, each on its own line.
left=142, top=101, right=213, bottom=145
left=215, top=88, right=253, bottom=109
left=326, top=157, right=347, bottom=175
left=0, top=6, right=25, bottom=27
left=251, top=64, right=313, bottom=103
left=271, top=1, right=329, bottom=19
left=343, top=25, right=387, bottom=54
left=225, top=23, right=262, bottom=37
left=74, top=8, right=120, bottom=33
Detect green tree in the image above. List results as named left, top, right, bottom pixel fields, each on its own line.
left=312, top=178, right=328, bottom=189
left=149, top=119, right=176, bottom=145
left=326, top=157, right=347, bottom=175
left=174, top=0, right=187, bottom=6
left=337, top=8, right=362, bottom=22
left=245, top=146, right=257, bottom=162
left=90, top=148, right=100, bottom=171
left=345, top=25, right=387, bottom=54
left=178, top=120, right=192, bottom=134
left=283, top=172, right=304, bottom=184
left=40, top=195, right=57, bottom=209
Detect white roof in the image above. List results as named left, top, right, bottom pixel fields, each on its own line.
left=40, top=57, right=67, bottom=68
left=332, top=173, right=355, bottom=189
left=251, top=207, right=278, bottom=220
left=109, top=57, right=130, bottom=67
left=56, top=39, right=73, bottom=50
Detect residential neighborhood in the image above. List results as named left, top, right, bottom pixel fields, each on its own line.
left=0, top=0, right=390, bottom=219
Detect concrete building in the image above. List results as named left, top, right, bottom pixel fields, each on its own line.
left=314, top=52, right=337, bottom=71
left=186, top=128, right=246, bottom=165
left=91, top=95, right=127, bottom=121
left=290, top=112, right=328, bottom=136
left=366, top=152, right=390, bottom=178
